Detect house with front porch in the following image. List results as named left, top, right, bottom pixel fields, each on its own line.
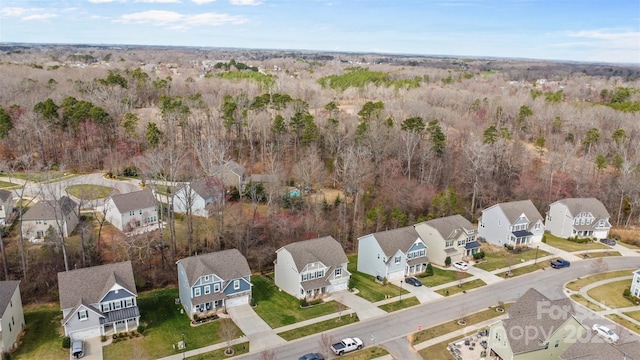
left=58, top=261, right=140, bottom=340
left=478, top=200, right=544, bottom=247
left=414, top=215, right=478, bottom=266
left=545, top=198, right=611, bottom=239
left=0, top=189, right=13, bottom=225
left=176, top=249, right=252, bottom=319
left=21, top=196, right=79, bottom=240
left=357, top=226, right=428, bottom=281
left=173, top=176, right=225, bottom=218
left=0, top=281, right=25, bottom=353
left=274, top=236, right=350, bottom=300
left=104, top=189, right=158, bottom=232
left=631, top=269, right=640, bottom=298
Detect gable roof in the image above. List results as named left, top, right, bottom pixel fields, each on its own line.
left=0, top=281, right=20, bottom=313
left=210, top=160, right=245, bottom=177
left=552, top=198, right=610, bottom=219
left=22, top=196, right=77, bottom=221
left=280, top=236, right=348, bottom=271
left=177, top=249, right=251, bottom=286
left=189, top=176, right=224, bottom=199
left=58, top=261, right=137, bottom=310
left=419, top=214, right=475, bottom=240
left=486, top=200, right=543, bottom=224
left=561, top=340, right=640, bottom=360
left=0, top=189, right=12, bottom=203
left=362, top=226, right=422, bottom=258
left=109, top=189, right=155, bottom=213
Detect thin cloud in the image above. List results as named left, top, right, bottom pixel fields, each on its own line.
left=88, top=0, right=124, bottom=3
left=118, top=10, right=247, bottom=26
left=192, top=0, right=217, bottom=4
left=568, top=29, right=640, bottom=42
left=22, top=13, right=58, bottom=21
left=1, top=7, right=28, bottom=17
left=134, top=0, right=182, bottom=3
left=230, top=0, right=262, bottom=5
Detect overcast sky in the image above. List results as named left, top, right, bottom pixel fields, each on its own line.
left=1, top=0, right=638, bottom=64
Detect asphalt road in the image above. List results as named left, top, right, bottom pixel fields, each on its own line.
left=235, top=256, right=640, bottom=359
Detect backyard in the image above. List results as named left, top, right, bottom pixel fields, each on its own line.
left=12, top=304, right=68, bottom=360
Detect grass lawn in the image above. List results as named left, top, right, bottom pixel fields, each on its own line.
left=0, top=179, right=15, bottom=188
left=104, top=288, right=242, bottom=360
left=543, top=235, right=608, bottom=252
left=566, top=270, right=635, bottom=291
left=347, top=255, right=409, bottom=302
left=606, top=313, right=640, bottom=335
left=417, top=267, right=471, bottom=287
left=378, top=296, right=420, bottom=312
left=618, top=241, right=640, bottom=249
left=587, top=280, right=636, bottom=308
left=184, top=342, right=250, bottom=359
left=12, top=304, right=68, bottom=360
left=578, top=251, right=621, bottom=258
left=339, top=346, right=389, bottom=360
left=624, top=310, right=640, bottom=322
left=570, top=294, right=604, bottom=312
left=252, top=276, right=346, bottom=328
left=475, top=245, right=550, bottom=271
left=496, top=260, right=550, bottom=278
left=66, top=184, right=113, bottom=200
left=277, top=313, right=359, bottom=340
left=435, top=279, right=486, bottom=296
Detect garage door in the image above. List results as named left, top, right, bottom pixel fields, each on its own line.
left=69, top=327, right=101, bottom=341
left=225, top=295, right=249, bottom=308
left=388, top=269, right=404, bottom=281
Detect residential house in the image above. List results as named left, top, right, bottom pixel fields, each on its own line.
left=0, top=189, right=13, bottom=225
left=631, top=269, right=640, bottom=298
left=104, top=189, right=158, bottom=232
left=488, top=288, right=587, bottom=360
left=0, top=281, right=25, bottom=353
left=414, top=215, right=479, bottom=266
left=545, top=198, right=611, bottom=239
left=58, top=261, right=140, bottom=340
left=561, top=339, right=640, bottom=360
left=357, top=226, right=428, bottom=281
left=21, top=196, right=79, bottom=240
left=173, top=176, right=224, bottom=217
left=211, top=160, right=246, bottom=190
left=274, top=236, right=350, bottom=300
left=176, top=249, right=252, bottom=319
left=478, top=200, right=545, bottom=247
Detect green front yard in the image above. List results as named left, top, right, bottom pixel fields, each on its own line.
left=495, top=260, right=551, bottom=278
left=587, top=280, right=637, bottom=309
left=347, top=255, right=409, bottom=302
left=435, top=279, right=486, bottom=296
left=543, top=235, right=608, bottom=252
left=417, top=266, right=471, bottom=287
left=475, top=245, right=550, bottom=271
left=378, top=296, right=420, bottom=312
left=252, top=275, right=346, bottom=329
left=566, top=270, right=634, bottom=291
left=277, top=313, right=359, bottom=340
left=12, top=304, right=68, bottom=360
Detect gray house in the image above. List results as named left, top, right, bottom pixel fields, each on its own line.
left=104, top=189, right=158, bottom=232
left=478, top=200, right=544, bottom=247
left=414, top=215, right=478, bottom=266
left=274, top=236, right=350, bottom=300
left=211, top=160, right=246, bottom=190
left=0, top=281, right=25, bottom=353
left=545, top=198, right=611, bottom=239
left=58, top=261, right=140, bottom=340
left=357, top=226, right=428, bottom=281
left=0, top=189, right=13, bottom=225
left=173, top=176, right=224, bottom=218
left=21, top=196, right=79, bottom=240
left=176, top=249, right=252, bottom=319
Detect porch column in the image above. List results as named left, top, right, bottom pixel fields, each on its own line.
left=125, top=320, right=129, bottom=332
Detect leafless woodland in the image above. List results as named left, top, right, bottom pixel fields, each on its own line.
left=0, top=44, right=639, bottom=303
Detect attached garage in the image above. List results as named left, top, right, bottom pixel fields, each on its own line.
left=225, top=295, right=249, bottom=308
left=69, top=326, right=101, bottom=341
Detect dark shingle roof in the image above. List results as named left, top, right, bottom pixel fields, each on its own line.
left=281, top=236, right=348, bottom=271
left=0, top=281, right=20, bottom=313
left=109, top=189, right=155, bottom=213
left=177, top=249, right=251, bottom=286
left=488, top=200, right=543, bottom=225
left=190, top=176, right=224, bottom=199
left=361, top=226, right=422, bottom=258
left=57, top=261, right=137, bottom=310
left=554, top=198, right=610, bottom=219
left=0, top=189, right=12, bottom=203
left=561, top=340, right=640, bottom=360
left=22, top=196, right=77, bottom=221
left=420, top=215, right=475, bottom=240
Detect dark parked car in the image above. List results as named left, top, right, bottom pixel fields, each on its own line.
left=551, top=259, right=571, bottom=269
left=404, top=277, right=423, bottom=287
left=299, top=353, right=324, bottom=360
left=600, top=238, right=616, bottom=246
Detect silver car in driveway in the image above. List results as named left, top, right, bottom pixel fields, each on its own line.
left=71, top=340, right=85, bottom=358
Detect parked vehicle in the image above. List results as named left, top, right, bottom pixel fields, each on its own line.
left=299, top=353, right=325, bottom=360
left=592, top=324, right=619, bottom=342
left=599, top=238, right=616, bottom=246
left=404, top=276, right=423, bottom=287
left=453, top=261, right=469, bottom=271
left=331, top=337, right=363, bottom=355
left=71, top=340, right=85, bottom=359
left=551, top=259, right=571, bottom=269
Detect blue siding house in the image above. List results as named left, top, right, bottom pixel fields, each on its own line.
left=176, top=249, right=252, bottom=319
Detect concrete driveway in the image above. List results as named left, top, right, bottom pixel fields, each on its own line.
left=391, top=279, right=443, bottom=303
left=71, top=336, right=103, bottom=360
left=226, top=304, right=286, bottom=352
left=328, top=290, right=387, bottom=320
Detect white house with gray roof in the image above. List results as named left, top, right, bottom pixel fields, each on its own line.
left=414, top=215, right=478, bottom=266
left=176, top=249, right=252, bottom=319
left=631, top=269, right=640, bottom=298
left=357, top=226, right=428, bottom=281
left=545, top=198, right=611, bottom=239
left=0, top=281, right=25, bottom=353
left=275, top=236, right=350, bottom=300
left=0, top=189, right=13, bottom=225
left=478, top=200, right=545, bottom=247
left=104, top=189, right=158, bottom=232
left=57, top=261, right=140, bottom=340
left=21, top=196, right=79, bottom=240
left=173, top=176, right=225, bottom=218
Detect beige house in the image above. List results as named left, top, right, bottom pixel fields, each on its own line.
left=211, top=160, right=246, bottom=190
left=0, top=281, right=25, bottom=353
left=21, top=196, right=79, bottom=240
left=488, top=288, right=588, bottom=360
left=414, top=215, right=478, bottom=266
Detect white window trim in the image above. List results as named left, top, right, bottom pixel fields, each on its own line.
left=233, top=280, right=240, bottom=290
left=194, top=287, right=201, bottom=297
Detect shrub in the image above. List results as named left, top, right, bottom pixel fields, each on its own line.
left=299, top=298, right=308, bottom=307
left=473, top=251, right=486, bottom=260
left=624, top=288, right=631, bottom=297
left=382, top=277, right=388, bottom=286
left=2, top=352, right=10, bottom=360
left=348, top=277, right=356, bottom=291
left=112, top=334, right=118, bottom=340
left=542, top=235, right=547, bottom=243
left=62, top=336, right=71, bottom=349
left=425, top=263, right=434, bottom=276
left=137, top=325, right=146, bottom=334
left=445, top=256, right=452, bottom=267
left=101, top=335, right=107, bottom=342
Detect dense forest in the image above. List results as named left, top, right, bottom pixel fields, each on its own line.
left=0, top=44, right=639, bottom=303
